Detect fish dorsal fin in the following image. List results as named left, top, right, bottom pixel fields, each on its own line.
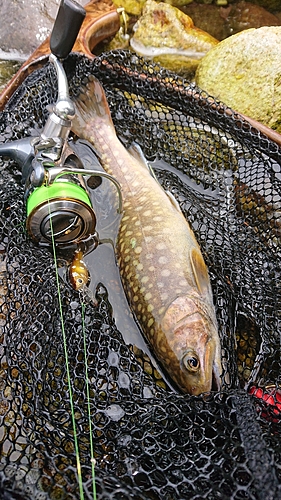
left=128, top=142, right=154, bottom=172
left=128, top=143, right=182, bottom=213
left=128, top=143, right=182, bottom=212
left=165, top=190, right=182, bottom=213
left=190, top=247, right=211, bottom=296
left=128, top=142, right=163, bottom=185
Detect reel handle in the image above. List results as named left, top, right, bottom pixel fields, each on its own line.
left=50, top=0, right=86, bottom=59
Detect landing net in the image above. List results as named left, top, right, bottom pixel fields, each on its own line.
left=0, top=51, right=280, bottom=499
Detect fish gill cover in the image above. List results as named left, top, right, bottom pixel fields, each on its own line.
left=0, top=50, right=280, bottom=499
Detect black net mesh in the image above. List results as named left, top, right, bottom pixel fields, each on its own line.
left=0, top=50, right=280, bottom=499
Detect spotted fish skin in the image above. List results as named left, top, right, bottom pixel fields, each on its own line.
left=72, top=76, right=222, bottom=394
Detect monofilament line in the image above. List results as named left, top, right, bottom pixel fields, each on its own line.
left=81, top=299, right=97, bottom=499
left=48, top=203, right=84, bottom=500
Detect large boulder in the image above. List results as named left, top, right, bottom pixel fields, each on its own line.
left=0, top=0, right=88, bottom=59
left=196, top=26, right=281, bottom=132
left=130, top=0, right=218, bottom=78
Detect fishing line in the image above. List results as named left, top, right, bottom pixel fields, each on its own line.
left=81, top=298, right=97, bottom=500
left=48, top=201, right=85, bottom=500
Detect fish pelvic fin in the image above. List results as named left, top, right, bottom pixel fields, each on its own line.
left=72, top=76, right=114, bottom=136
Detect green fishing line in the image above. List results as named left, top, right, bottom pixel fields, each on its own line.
left=81, top=299, right=97, bottom=500
left=48, top=203, right=85, bottom=500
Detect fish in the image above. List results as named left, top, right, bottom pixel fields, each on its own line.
left=69, top=249, right=90, bottom=291
left=71, top=75, right=222, bottom=395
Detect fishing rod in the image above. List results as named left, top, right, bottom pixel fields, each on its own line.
left=0, top=0, right=122, bottom=251
left=0, top=1, right=123, bottom=498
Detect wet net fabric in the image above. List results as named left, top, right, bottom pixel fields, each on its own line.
left=0, top=51, right=280, bottom=499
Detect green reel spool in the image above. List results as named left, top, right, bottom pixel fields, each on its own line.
left=26, top=181, right=96, bottom=247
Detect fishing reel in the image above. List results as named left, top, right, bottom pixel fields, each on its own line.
left=0, top=0, right=122, bottom=251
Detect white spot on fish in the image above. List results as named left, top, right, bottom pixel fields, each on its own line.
left=156, top=242, right=166, bottom=251
left=158, top=256, right=168, bottom=264
left=141, top=276, right=149, bottom=284
left=161, top=269, right=171, bottom=277
left=143, top=210, right=152, bottom=217
left=145, top=292, right=152, bottom=301
left=135, top=246, right=142, bottom=254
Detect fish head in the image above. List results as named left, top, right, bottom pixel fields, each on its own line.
left=161, top=296, right=222, bottom=395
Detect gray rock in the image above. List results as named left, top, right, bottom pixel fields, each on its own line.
left=0, top=0, right=89, bottom=60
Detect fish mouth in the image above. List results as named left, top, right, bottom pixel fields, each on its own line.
left=211, top=365, right=221, bottom=392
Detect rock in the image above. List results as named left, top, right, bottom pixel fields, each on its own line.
left=196, top=26, right=281, bottom=132
left=0, top=0, right=88, bottom=60
left=181, top=2, right=280, bottom=41
left=130, top=0, right=218, bottom=78
left=112, top=0, right=146, bottom=16
left=221, top=1, right=281, bottom=36
left=249, top=0, right=281, bottom=11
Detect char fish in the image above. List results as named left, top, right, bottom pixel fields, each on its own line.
left=72, top=75, right=222, bottom=395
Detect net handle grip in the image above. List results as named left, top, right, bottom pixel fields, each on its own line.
left=50, top=0, right=86, bottom=59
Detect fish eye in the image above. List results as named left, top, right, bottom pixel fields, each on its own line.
left=182, top=352, right=200, bottom=373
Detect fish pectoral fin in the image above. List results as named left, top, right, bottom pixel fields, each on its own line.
left=190, top=247, right=211, bottom=296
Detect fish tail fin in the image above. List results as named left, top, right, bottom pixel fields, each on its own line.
left=72, top=75, right=114, bottom=136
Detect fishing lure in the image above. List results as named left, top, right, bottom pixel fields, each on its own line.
left=69, top=249, right=90, bottom=291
